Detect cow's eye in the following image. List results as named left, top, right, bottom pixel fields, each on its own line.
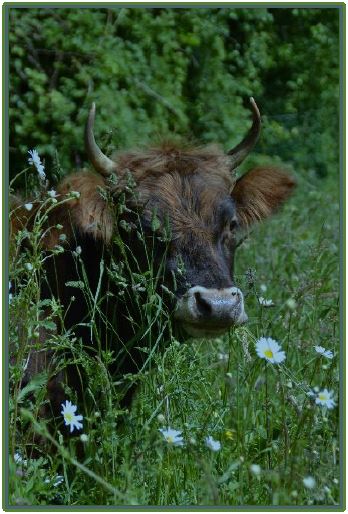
left=228, top=219, right=238, bottom=232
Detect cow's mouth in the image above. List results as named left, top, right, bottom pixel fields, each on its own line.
left=174, top=285, right=248, bottom=338
left=180, top=319, right=246, bottom=338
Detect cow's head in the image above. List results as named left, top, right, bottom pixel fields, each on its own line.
left=57, top=100, right=295, bottom=338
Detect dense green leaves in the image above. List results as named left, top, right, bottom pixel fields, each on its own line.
left=9, top=7, right=339, bottom=180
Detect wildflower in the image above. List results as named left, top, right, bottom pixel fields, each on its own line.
left=286, top=298, right=297, bottom=311
left=250, top=464, right=261, bottom=476
left=45, top=475, right=64, bottom=487
left=225, top=429, right=236, bottom=440
left=159, top=427, right=184, bottom=447
left=14, top=452, right=27, bottom=466
left=258, top=297, right=274, bottom=307
left=25, top=263, right=33, bottom=271
left=303, top=476, right=316, bottom=489
left=314, top=346, right=334, bottom=359
left=255, top=337, right=286, bottom=364
left=69, top=191, right=81, bottom=199
left=260, top=284, right=267, bottom=292
left=28, top=149, right=45, bottom=180
left=217, top=352, right=228, bottom=362
left=9, top=281, right=13, bottom=304
left=205, top=435, right=221, bottom=452
left=24, top=203, right=33, bottom=211
left=53, top=475, right=64, bottom=487
left=75, top=246, right=82, bottom=255
left=61, top=400, right=83, bottom=433
left=80, top=433, right=89, bottom=443
left=315, top=389, right=336, bottom=409
left=157, top=414, right=165, bottom=423
left=47, top=190, right=57, bottom=198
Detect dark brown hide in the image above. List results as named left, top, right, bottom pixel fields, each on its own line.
left=10, top=140, right=295, bottom=427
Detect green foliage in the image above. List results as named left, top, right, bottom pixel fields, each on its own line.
left=8, top=6, right=340, bottom=508
left=9, top=7, right=339, bottom=180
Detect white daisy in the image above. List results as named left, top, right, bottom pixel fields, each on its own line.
left=286, top=298, right=297, bottom=311
left=255, top=337, right=286, bottom=364
left=48, top=190, right=57, bottom=198
left=24, top=203, right=33, bottom=211
left=314, top=346, right=334, bottom=359
left=61, top=400, right=83, bottom=433
left=53, top=475, right=64, bottom=487
left=205, top=435, right=221, bottom=452
left=217, top=352, right=228, bottom=362
left=303, top=476, right=316, bottom=489
left=45, top=475, right=64, bottom=487
left=258, top=297, right=274, bottom=307
left=14, top=452, right=27, bottom=466
left=250, top=464, right=261, bottom=476
left=159, top=427, right=184, bottom=447
left=28, top=149, right=46, bottom=180
left=315, top=389, right=336, bottom=409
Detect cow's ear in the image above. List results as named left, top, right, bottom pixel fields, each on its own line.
left=44, top=172, right=114, bottom=249
left=231, top=167, right=296, bottom=227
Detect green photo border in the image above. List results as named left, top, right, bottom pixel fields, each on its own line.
left=2, top=2, right=346, bottom=511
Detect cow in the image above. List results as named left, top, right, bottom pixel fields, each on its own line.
left=11, top=98, right=295, bottom=424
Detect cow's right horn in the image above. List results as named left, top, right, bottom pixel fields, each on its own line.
left=85, top=103, right=118, bottom=177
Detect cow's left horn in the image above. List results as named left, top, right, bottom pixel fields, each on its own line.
left=228, top=97, right=261, bottom=170
left=85, top=103, right=118, bottom=177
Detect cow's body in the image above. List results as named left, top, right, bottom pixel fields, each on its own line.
left=11, top=99, right=295, bottom=421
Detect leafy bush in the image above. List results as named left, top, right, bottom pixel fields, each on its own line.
left=9, top=7, right=339, bottom=180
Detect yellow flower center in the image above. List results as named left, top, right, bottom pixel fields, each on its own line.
left=225, top=430, right=235, bottom=440
left=166, top=436, right=174, bottom=443
left=264, top=350, right=273, bottom=359
left=65, top=413, right=73, bottom=422
left=318, top=394, right=327, bottom=401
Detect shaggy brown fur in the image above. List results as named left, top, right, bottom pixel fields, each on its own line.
left=11, top=142, right=294, bottom=249
left=115, top=142, right=233, bottom=181
left=232, top=166, right=296, bottom=226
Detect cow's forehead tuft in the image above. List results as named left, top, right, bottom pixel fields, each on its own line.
left=114, top=141, right=234, bottom=182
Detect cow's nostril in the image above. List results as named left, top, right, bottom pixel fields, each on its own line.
left=194, top=292, right=213, bottom=316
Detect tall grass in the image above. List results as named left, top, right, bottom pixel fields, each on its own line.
left=8, top=164, right=340, bottom=507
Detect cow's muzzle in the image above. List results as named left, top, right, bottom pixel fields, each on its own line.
left=174, top=286, right=248, bottom=337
